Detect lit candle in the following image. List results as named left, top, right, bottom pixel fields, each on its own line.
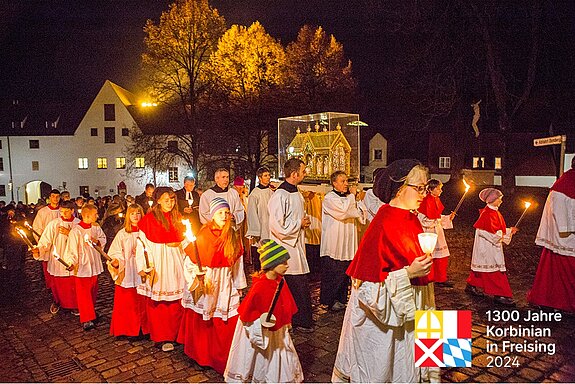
left=148, top=200, right=153, bottom=208
left=15, top=227, right=36, bottom=250
left=418, top=233, right=438, bottom=257
left=181, top=219, right=196, bottom=242
left=84, top=234, right=113, bottom=262
left=118, top=212, right=124, bottom=219
left=23, top=221, right=41, bottom=238
left=52, top=249, right=72, bottom=270
left=452, top=179, right=471, bottom=216
left=182, top=219, right=205, bottom=303
left=514, top=201, right=532, bottom=228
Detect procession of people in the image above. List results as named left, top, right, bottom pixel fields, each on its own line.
left=0, top=157, right=573, bottom=383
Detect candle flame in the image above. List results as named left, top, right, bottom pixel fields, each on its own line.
left=84, top=234, right=93, bottom=246
left=524, top=201, right=531, bottom=209
left=53, top=250, right=60, bottom=260
left=182, top=219, right=196, bottom=242
left=118, top=212, right=124, bottom=218
left=463, top=178, right=470, bottom=192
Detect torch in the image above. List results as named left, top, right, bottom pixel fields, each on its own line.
left=452, top=179, right=471, bottom=216
left=418, top=233, right=438, bottom=258
left=15, top=226, right=37, bottom=251
left=514, top=201, right=532, bottom=228
left=260, top=278, right=285, bottom=328
left=182, top=219, right=205, bottom=303
left=52, top=249, right=73, bottom=270
left=23, top=221, right=42, bottom=239
left=84, top=234, right=115, bottom=265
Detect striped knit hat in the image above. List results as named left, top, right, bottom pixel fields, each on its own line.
left=209, top=197, right=230, bottom=217
left=258, top=239, right=290, bottom=271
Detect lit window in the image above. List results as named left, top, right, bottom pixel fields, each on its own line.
left=494, top=157, right=502, bottom=170
left=472, top=157, right=485, bottom=168
left=32, top=161, right=39, bottom=171
left=439, top=157, right=451, bottom=169
left=78, top=158, right=88, bottom=169
left=116, top=157, right=126, bottom=169
left=168, top=167, right=179, bottom=182
left=97, top=157, right=108, bottom=169
left=135, top=157, right=145, bottom=168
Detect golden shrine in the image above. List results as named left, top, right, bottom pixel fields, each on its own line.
left=287, top=122, right=351, bottom=180
left=278, top=112, right=362, bottom=182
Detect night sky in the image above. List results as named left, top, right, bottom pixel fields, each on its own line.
left=1, top=1, right=574, bottom=143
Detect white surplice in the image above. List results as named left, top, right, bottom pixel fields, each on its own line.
left=38, top=217, right=80, bottom=276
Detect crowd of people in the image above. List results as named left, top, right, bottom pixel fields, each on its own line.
left=0, top=156, right=573, bottom=383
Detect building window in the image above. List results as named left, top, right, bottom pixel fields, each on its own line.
left=0, top=158, right=3, bottom=172
left=116, top=157, right=126, bottom=169
left=91, top=128, right=98, bottom=136
left=104, top=127, right=115, bottom=143
left=168, top=167, right=179, bottom=182
left=29, top=140, right=39, bottom=149
left=0, top=140, right=2, bottom=149
left=79, top=186, right=89, bottom=196
left=104, top=104, right=116, bottom=121
left=0, top=185, right=5, bottom=197
left=494, top=157, right=502, bottom=170
left=373, top=149, right=382, bottom=161
left=168, top=140, right=178, bottom=151
left=439, top=157, right=451, bottom=169
left=78, top=158, right=88, bottom=169
left=32, top=161, right=39, bottom=171
left=122, top=128, right=129, bottom=137
left=135, top=157, right=145, bottom=168
left=473, top=157, right=485, bottom=169
left=97, top=157, right=108, bottom=169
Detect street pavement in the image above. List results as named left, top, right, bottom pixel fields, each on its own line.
left=0, top=185, right=574, bottom=382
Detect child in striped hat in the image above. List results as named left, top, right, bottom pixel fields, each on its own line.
left=224, top=240, right=303, bottom=383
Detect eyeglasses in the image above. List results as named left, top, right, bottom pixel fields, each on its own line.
left=407, top=184, right=427, bottom=195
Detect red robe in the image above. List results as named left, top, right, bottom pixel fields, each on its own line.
left=417, top=194, right=444, bottom=220
left=238, top=274, right=298, bottom=331
left=347, top=204, right=433, bottom=285
left=473, top=206, right=506, bottom=234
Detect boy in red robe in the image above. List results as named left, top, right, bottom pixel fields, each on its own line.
left=225, top=239, right=302, bottom=383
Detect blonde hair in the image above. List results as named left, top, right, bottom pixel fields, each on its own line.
left=124, top=204, right=145, bottom=233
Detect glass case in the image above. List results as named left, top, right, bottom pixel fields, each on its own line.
left=278, top=112, right=361, bottom=181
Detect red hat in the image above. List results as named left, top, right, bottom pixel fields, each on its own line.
left=233, top=176, right=245, bottom=186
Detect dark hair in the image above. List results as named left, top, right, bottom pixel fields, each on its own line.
left=256, top=167, right=270, bottom=178
left=50, top=189, right=60, bottom=195
left=426, top=178, right=442, bottom=192
left=184, top=175, right=196, bottom=183
left=145, top=183, right=155, bottom=190
left=284, top=158, right=304, bottom=178
left=60, top=201, right=76, bottom=210
left=330, top=170, right=347, bottom=186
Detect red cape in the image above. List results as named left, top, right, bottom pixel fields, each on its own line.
left=417, top=194, right=444, bottom=220
left=138, top=211, right=183, bottom=243
left=473, top=206, right=507, bottom=234
left=551, top=168, right=575, bottom=199
left=346, top=204, right=432, bottom=285
left=184, top=223, right=243, bottom=268
left=238, top=274, right=298, bottom=331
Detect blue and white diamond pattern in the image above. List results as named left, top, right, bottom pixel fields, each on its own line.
left=443, top=339, right=472, bottom=367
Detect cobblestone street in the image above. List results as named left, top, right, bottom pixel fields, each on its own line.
left=0, top=186, right=574, bottom=383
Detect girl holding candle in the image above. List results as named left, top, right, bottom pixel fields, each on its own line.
left=332, top=159, right=436, bottom=383
left=135, top=187, right=186, bottom=351
left=224, top=239, right=302, bottom=383
left=417, top=179, right=455, bottom=286
left=465, top=188, right=518, bottom=306
left=107, top=204, right=148, bottom=337
left=178, top=197, right=246, bottom=374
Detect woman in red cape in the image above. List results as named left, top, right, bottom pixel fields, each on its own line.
left=333, top=159, right=437, bottom=383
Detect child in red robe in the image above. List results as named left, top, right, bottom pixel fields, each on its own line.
left=224, top=239, right=302, bottom=383
left=178, top=197, right=245, bottom=374
left=135, top=187, right=186, bottom=351
left=466, top=188, right=517, bottom=305
left=108, top=204, right=148, bottom=337
left=64, top=204, right=106, bottom=330
left=417, top=179, right=454, bottom=285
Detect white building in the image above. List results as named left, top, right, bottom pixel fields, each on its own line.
left=0, top=80, right=192, bottom=203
